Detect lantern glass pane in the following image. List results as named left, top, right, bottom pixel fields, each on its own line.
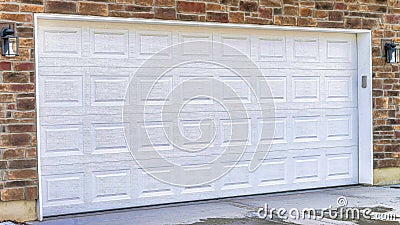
left=5, top=36, right=18, bottom=57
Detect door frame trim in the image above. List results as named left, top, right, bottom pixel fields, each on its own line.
left=34, top=13, right=373, bottom=221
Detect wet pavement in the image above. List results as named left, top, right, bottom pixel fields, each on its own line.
left=32, top=185, right=400, bottom=225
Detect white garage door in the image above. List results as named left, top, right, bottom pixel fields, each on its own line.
left=37, top=18, right=359, bottom=216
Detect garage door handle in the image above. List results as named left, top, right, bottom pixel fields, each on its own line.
left=362, top=76, right=367, bottom=88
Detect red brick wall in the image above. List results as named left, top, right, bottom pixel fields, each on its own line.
left=0, top=0, right=399, bottom=202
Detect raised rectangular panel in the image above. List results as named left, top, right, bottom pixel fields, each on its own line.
left=138, top=121, right=172, bottom=151
left=137, top=31, right=171, bottom=56
left=293, top=76, right=319, bottom=102
left=179, top=33, right=212, bottom=56
left=91, top=123, right=128, bottom=154
left=92, top=170, right=131, bottom=202
left=43, top=173, right=84, bottom=206
left=139, top=169, right=173, bottom=198
left=260, top=117, right=286, bottom=144
left=326, top=40, right=351, bottom=62
left=294, top=156, right=319, bottom=181
left=41, top=76, right=83, bottom=107
left=293, top=116, right=319, bottom=142
left=221, top=118, right=251, bottom=146
left=327, top=115, right=351, bottom=140
left=222, top=163, right=251, bottom=190
left=326, top=76, right=352, bottom=101
left=91, top=76, right=129, bottom=106
left=42, top=125, right=83, bottom=156
left=90, top=29, right=128, bottom=58
left=257, top=37, right=286, bottom=61
left=259, top=160, right=286, bottom=186
left=41, top=28, right=82, bottom=57
left=179, top=77, right=213, bottom=105
left=264, top=77, right=287, bottom=102
left=138, top=77, right=172, bottom=105
left=327, top=153, right=351, bottom=178
left=293, top=38, right=318, bottom=62
left=221, top=76, right=251, bottom=103
left=179, top=119, right=214, bottom=147
left=221, top=36, right=250, bottom=56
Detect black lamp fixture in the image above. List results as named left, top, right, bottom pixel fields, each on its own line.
left=384, top=42, right=397, bottom=63
left=1, top=25, right=19, bottom=57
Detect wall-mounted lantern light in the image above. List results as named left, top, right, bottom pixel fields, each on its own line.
left=385, top=42, right=397, bottom=63
left=1, top=26, right=19, bottom=57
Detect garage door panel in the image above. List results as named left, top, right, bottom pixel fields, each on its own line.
left=38, top=19, right=359, bottom=216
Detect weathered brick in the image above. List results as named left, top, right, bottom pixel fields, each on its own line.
left=2, top=148, right=25, bottom=159
left=206, top=3, right=225, bottom=12
left=4, top=180, right=35, bottom=188
left=0, top=94, right=14, bottom=103
left=0, top=188, right=24, bottom=201
left=177, top=1, right=206, bottom=14
left=315, top=2, right=333, bottom=10
left=229, top=11, right=245, bottom=23
left=20, top=0, right=43, bottom=5
left=0, top=84, right=34, bottom=93
left=125, top=5, right=153, bottom=12
left=258, top=7, right=272, bottom=19
left=78, top=2, right=108, bottom=16
left=299, top=7, right=312, bottom=17
left=8, top=159, right=37, bottom=169
left=17, top=98, right=35, bottom=111
left=135, top=0, right=154, bottom=6
left=362, top=18, right=379, bottom=29
left=274, top=15, right=296, bottom=26
left=329, top=11, right=343, bottom=21
left=13, top=62, right=34, bottom=71
left=0, top=4, right=19, bottom=12
left=26, top=186, right=38, bottom=200
left=245, top=17, right=272, bottom=25
left=283, top=5, right=298, bottom=16
left=297, top=17, right=317, bottom=27
left=155, top=8, right=176, bottom=19
left=26, top=147, right=36, bottom=158
left=0, top=13, right=30, bottom=22
left=0, top=62, right=11, bottom=71
left=0, top=134, right=31, bottom=147
left=0, top=161, right=6, bottom=169
left=314, top=10, right=328, bottom=18
left=334, top=3, right=347, bottom=10
left=156, top=0, right=174, bottom=7
left=109, top=4, right=125, bottom=11
left=317, top=21, right=345, bottom=28
left=46, top=1, right=77, bottom=14
left=375, top=98, right=389, bottom=108
left=344, top=17, right=362, bottom=29
left=133, top=12, right=155, bottom=18
left=7, top=169, right=37, bottom=180
left=217, top=0, right=236, bottom=6
left=6, top=124, right=35, bottom=133
left=207, top=12, right=228, bottom=23
left=239, top=1, right=258, bottom=12
left=20, top=4, right=44, bottom=13
left=3, top=72, right=30, bottom=83
left=259, top=0, right=281, bottom=7
left=384, top=15, right=400, bottom=24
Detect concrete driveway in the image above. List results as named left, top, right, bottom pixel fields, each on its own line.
left=33, top=185, right=400, bottom=225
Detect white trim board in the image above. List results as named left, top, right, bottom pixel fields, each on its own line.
left=35, top=13, right=371, bottom=34
left=34, top=14, right=373, bottom=221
